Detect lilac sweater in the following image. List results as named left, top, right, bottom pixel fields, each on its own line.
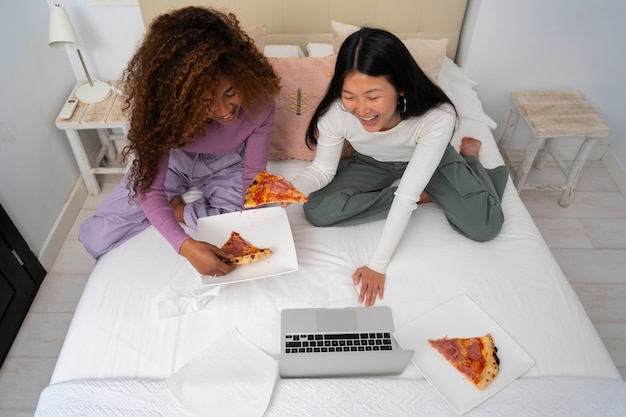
left=139, top=102, right=275, bottom=253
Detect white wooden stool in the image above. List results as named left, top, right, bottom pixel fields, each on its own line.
left=498, top=90, right=610, bottom=207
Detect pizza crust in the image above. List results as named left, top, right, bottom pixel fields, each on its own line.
left=219, top=231, right=272, bottom=266
left=476, top=334, right=499, bottom=390
left=226, top=248, right=272, bottom=265
left=429, top=333, right=500, bottom=390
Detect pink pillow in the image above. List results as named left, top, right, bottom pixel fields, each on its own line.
left=268, top=56, right=336, bottom=160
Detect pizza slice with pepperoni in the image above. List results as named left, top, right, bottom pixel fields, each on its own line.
left=428, top=333, right=500, bottom=390
left=244, top=170, right=308, bottom=208
left=219, top=231, right=272, bottom=265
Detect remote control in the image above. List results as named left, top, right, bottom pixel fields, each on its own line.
left=59, top=98, right=79, bottom=119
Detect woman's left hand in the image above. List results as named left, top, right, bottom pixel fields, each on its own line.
left=353, top=266, right=385, bottom=307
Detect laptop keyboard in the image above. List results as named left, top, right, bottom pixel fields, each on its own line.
left=284, top=332, right=393, bottom=353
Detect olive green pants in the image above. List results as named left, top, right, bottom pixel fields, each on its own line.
left=303, top=145, right=508, bottom=242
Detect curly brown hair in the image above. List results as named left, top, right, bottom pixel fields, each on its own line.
left=121, top=6, right=280, bottom=198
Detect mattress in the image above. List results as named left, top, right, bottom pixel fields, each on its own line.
left=41, top=59, right=624, bottom=416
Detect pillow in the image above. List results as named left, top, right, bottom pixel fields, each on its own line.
left=306, top=43, right=334, bottom=57
left=331, top=21, right=359, bottom=55
left=244, top=24, right=267, bottom=52
left=330, top=21, right=447, bottom=82
left=437, top=58, right=497, bottom=129
left=401, top=38, right=448, bottom=83
left=264, top=45, right=305, bottom=58
left=267, top=56, right=336, bottom=160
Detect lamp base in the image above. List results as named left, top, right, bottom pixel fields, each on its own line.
left=76, top=80, right=111, bottom=104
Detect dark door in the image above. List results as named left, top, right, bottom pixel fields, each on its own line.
left=0, top=204, right=46, bottom=366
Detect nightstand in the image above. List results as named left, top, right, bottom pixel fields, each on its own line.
left=498, top=90, right=611, bottom=207
left=55, top=81, right=129, bottom=195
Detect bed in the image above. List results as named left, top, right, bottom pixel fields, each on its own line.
left=35, top=0, right=626, bottom=416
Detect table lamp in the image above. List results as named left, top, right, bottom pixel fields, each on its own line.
left=49, top=3, right=111, bottom=104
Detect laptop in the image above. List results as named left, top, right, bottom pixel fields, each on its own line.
left=278, top=306, right=414, bottom=378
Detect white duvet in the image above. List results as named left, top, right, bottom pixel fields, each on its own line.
left=36, top=377, right=626, bottom=417
left=40, top=59, right=624, bottom=416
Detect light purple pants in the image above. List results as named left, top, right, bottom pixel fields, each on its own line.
left=79, top=147, right=245, bottom=259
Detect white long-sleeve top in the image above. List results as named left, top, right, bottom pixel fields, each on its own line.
left=290, top=100, right=456, bottom=273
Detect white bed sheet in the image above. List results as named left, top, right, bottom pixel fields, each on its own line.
left=48, top=60, right=621, bottom=400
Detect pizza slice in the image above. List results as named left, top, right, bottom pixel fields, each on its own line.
left=219, top=231, right=272, bottom=265
left=428, top=333, right=500, bottom=390
left=244, top=169, right=308, bottom=208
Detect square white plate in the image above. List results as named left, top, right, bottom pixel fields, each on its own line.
left=197, top=207, right=298, bottom=286
left=393, top=294, right=535, bottom=414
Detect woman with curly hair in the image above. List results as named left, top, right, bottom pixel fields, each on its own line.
left=79, top=6, right=280, bottom=276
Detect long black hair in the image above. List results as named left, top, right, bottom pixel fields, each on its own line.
left=305, top=27, right=457, bottom=148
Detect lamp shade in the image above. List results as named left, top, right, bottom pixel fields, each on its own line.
left=49, top=4, right=79, bottom=50
left=48, top=3, right=111, bottom=104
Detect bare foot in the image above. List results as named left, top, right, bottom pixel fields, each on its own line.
left=460, top=136, right=481, bottom=158
left=419, top=191, right=432, bottom=204
left=169, top=195, right=186, bottom=223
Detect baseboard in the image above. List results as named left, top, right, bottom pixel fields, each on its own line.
left=38, top=139, right=108, bottom=270
left=602, top=146, right=626, bottom=198
left=38, top=177, right=88, bottom=271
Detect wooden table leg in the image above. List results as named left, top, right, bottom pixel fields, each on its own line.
left=64, top=129, right=101, bottom=195
left=97, top=129, right=117, bottom=162
left=514, top=136, right=545, bottom=193
left=498, top=106, right=519, bottom=149
left=558, top=137, right=598, bottom=207
left=533, top=137, right=555, bottom=170
left=497, top=107, right=519, bottom=179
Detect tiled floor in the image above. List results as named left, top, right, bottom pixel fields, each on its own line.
left=1, top=161, right=625, bottom=416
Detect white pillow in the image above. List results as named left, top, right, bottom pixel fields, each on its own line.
left=306, top=43, right=334, bottom=57
left=263, top=44, right=305, bottom=58
left=330, top=21, right=447, bottom=82
left=438, top=58, right=497, bottom=129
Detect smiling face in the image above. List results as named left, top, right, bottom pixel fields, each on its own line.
left=340, top=71, right=403, bottom=132
left=204, top=76, right=242, bottom=124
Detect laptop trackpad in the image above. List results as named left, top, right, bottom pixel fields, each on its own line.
left=317, top=309, right=357, bottom=332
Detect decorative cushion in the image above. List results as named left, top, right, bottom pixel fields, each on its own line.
left=267, top=56, right=336, bottom=160
left=401, top=38, right=448, bottom=82
left=330, top=21, right=447, bottom=82
left=331, top=21, right=359, bottom=55
left=244, top=24, right=267, bottom=52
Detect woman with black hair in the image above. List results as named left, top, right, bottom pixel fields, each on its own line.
left=290, top=27, right=508, bottom=306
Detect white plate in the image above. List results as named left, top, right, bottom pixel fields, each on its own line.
left=393, top=294, right=535, bottom=414
left=197, top=207, right=298, bottom=286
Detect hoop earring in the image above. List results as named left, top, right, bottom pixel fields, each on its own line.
left=339, top=101, right=348, bottom=112
left=398, top=96, right=407, bottom=114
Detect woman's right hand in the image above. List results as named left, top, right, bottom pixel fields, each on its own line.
left=178, top=238, right=236, bottom=276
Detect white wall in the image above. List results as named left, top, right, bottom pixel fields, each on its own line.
left=44, top=0, right=144, bottom=83
left=0, top=1, right=81, bottom=266
left=459, top=0, right=626, bottom=173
